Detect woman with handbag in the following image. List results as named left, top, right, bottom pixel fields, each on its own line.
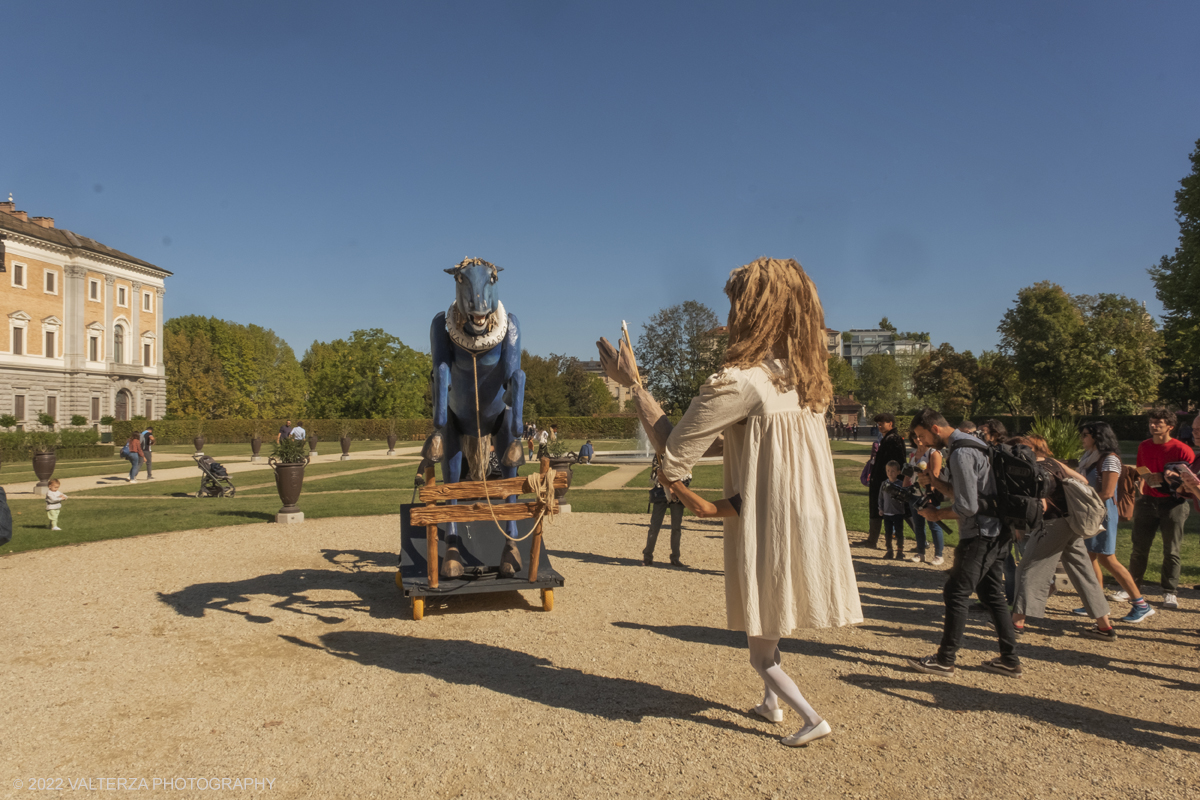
left=644, top=257, right=863, bottom=747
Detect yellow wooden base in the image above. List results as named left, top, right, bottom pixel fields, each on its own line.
left=394, top=571, right=404, bottom=589
left=541, top=588, right=554, bottom=612
left=412, top=597, right=424, bottom=621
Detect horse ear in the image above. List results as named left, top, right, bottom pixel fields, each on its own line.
left=444, top=268, right=458, bottom=275
left=494, top=266, right=504, bottom=273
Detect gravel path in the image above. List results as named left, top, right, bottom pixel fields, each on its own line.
left=1, top=514, right=1197, bottom=799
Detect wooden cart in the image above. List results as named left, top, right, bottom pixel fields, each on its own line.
left=396, top=459, right=566, bottom=620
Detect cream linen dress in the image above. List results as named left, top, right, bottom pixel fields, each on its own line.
left=659, top=363, right=863, bottom=637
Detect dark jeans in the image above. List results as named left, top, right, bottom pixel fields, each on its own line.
left=938, top=533, right=1019, bottom=667
left=644, top=501, right=684, bottom=559
left=143, top=451, right=152, bottom=478
left=910, top=503, right=945, bottom=557
left=883, top=514, right=905, bottom=551
left=1129, top=495, right=1190, bottom=593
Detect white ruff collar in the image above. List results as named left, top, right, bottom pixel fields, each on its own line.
left=446, top=300, right=508, bottom=351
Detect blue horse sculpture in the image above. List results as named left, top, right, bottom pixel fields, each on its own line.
left=423, top=258, right=527, bottom=578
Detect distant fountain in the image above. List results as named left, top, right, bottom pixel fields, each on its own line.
left=635, top=424, right=652, bottom=458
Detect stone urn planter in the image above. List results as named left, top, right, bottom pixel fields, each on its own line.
left=250, top=436, right=263, bottom=463
left=340, top=436, right=352, bottom=461
left=386, top=433, right=398, bottom=455
left=193, top=436, right=205, bottom=456
left=269, top=456, right=308, bottom=523
left=32, top=450, right=56, bottom=497
left=547, top=457, right=575, bottom=501
left=308, top=434, right=319, bottom=457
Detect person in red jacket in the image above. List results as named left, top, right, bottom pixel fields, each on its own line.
left=126, top=433, right=145, bottom=483
left=1129, top=409, right=1195, bottom=610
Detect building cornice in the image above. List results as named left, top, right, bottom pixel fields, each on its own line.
left=0, top=230, right=170, bottom=281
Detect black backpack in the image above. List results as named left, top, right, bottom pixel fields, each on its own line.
left=949, top=437, right=1048, bottom=532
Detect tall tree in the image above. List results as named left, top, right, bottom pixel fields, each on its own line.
left=878, top=317, right=897, bottom=333
left=827, top=354, right=859, bottom=397
left=521, top=351, right=570, bottom=419
left=857, top=353, right=904, bottom=412
left=912, top=343, right=978, bottom=417
left=635, top=301, right=727, bottom=414
left=164, top=316, right=306, bottom=418
left=1149, top=137, right=1200, bottom=409
left=556, top=356, right=616, bottom=416
left=975, top=351, right=1024, bottom=417
left=998, top=281, right=1086, bottom=414
left=1073, top=294, right=1163, bottom=414
left=302, top=329, right=431, bottom=419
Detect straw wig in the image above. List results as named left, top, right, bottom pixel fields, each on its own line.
left=723, top=257, right=833, bottom=413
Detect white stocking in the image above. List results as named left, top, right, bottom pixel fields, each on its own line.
left=747, top=635, right=821, bottom=728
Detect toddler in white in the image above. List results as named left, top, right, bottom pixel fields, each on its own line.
left=46, top=479, right=66, bottom=531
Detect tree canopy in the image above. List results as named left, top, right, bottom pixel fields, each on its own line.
left=912, top=343, right=978, bottom=417
left=857, top=353, right=905, bottom=412
left=164, top=316, right=306, bottom=419
left=1150, top=137, right=1200, bottom=409
left=635, top=301, right=727, bottom=414
left=301, top=329, right=431, bottom=419
left=827, top=355, right=859, bottom=397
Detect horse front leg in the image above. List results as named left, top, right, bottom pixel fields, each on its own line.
left=495, top=408, right=523, bottom=578
left=439, top=423, right=465, bottom=579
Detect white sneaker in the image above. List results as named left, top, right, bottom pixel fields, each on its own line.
left=1163, top=593, right=1178, bottom=609
left=51, top=526, right=61, bottom=531
left=931, top=556, right=945, bottom=566
left=1110, top=590, right=1130, bottom=602
left=910, top=554, right=925, bottom=563
left=128, top=478, right=137, bottom=483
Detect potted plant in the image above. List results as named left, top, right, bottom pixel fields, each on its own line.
left=71, top=414, right=88, bottom=427
left=193, top=420, right=205, bottom=456
left=250, top=422, right=263, bottom=462
left=386, top=418, right=399, bottom=455
left=269, top=437, right=308, bottom=522
left=339, top=420, right=352, bottom=461
left=31, top=411, right=58, bottom=496
left=545, top=434, right=574, bottom=500
left=99, top=415, right=116, bottom=443
left=308, top=431, right=320, bottom=457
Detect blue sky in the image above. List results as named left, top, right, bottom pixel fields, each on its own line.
left=4, top=1, right=1198, bottom=361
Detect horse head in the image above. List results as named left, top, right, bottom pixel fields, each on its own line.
left=445, top=257, right=504, bottom=336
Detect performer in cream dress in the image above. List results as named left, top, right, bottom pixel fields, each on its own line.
left=648, top=257, right=862, bottom=747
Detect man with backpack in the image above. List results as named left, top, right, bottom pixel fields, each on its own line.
left=140, top=426, right=155, bottom=480
left=906, top=408, right=1023, bottom=678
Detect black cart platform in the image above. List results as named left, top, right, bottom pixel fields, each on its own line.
left=397, top=503, right=564, bottom=619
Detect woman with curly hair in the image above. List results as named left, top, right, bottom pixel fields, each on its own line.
left=646, top=257, right=863, bottom=747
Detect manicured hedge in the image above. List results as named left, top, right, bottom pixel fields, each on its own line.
left=111, top=416, right=672, bottom=445
left=0, top=430, right=105, bottom=462
left=884, top=414, right=1183, bottom=442
left=111, top=419, right=437, bottom=445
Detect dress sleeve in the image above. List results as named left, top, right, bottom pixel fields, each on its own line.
left=659, top=369, right=746, bottom=484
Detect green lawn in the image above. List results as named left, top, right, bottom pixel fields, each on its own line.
left=626, top=464, right=724, bottom=489
left=150, top=440, right=416, bottom=458
left=828, top=440, right=873, bottom=454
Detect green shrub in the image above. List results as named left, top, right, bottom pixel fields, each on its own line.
left=100, top=416, right=116, bottom=426
left=271, top=437, right=308, bottom=464
left=0, top=414, right=16, bottom=429
left=1031, top=415, right=1083, bottom=461
left=70, top=414, right=88, bottom=426
left=36, top=412, right=56, bottom=429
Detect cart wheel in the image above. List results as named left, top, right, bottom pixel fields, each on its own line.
left=394, top=571, right=404, bottom=589
left=541, top=589, right=554, bottom=612
left=412, top=597, right=424, bottom=621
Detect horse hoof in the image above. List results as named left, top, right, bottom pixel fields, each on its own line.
left=440, top=545, right=464, bottom=578
left=502, top=441, right=525, bottom=468
left=422, top=432, right=444, bottom=462
left=499, top=543, right=522, bottom=578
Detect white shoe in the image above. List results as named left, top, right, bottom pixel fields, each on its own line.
left=782, top=719, right=832, bottom=747
left=51, top=526, right=61, bottom=531
left=1111, top=590, right=1130, bottom=602
left=931, top=556, right=945, bottom=566
left=910, top=554, right=925, bottom=563
left=752, top=704, right=784, bottom=723
left=1163, top=593, right=1179, bottom=609
left=128, top=478, right=137, bottom=483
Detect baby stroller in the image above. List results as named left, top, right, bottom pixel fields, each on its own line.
left=193, top=455, right=236, bottom=498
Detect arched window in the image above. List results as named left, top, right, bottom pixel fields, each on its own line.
left=113, top=325, right=124, bottom=364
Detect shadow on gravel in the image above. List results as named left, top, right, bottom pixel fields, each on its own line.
left=307, top=630, right=762, bottom=733
left=157, top=550, right=408, bottom=623
left=840, top=672, right=1200, bottom=753
left=551, top=548, right=723, bottom=577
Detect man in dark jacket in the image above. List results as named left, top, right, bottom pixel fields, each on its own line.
left=864, top=412, right=907, bottom=549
